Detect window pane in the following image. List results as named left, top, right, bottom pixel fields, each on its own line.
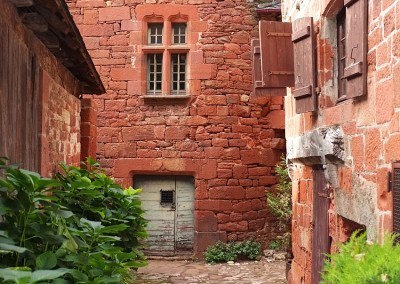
left=172, top=23, right=187, bottom=44
left=171, top=53, right=186, bottom=93
left=147, top=53, right=163, bottom=94
left=148, top=23, right=163, bottom=45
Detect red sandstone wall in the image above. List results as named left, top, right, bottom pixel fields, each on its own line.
left=282, top=0, right=400, bottom=282
left=40, top=70, right=82, bottom=177
left=67, top=0, right=285, bottom=252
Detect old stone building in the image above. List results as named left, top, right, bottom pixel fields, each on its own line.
left=0, top=0, right=104, bottom=176
left=271, top=0, right=400, bottom=282
left=66, top=0, right=286, bottom=257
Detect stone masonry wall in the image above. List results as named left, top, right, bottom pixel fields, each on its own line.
left=41, top=70, right=82, bottom=177
left=282, top=0, right=400, bottom=282
left=67, top=0, right=286, bottom=254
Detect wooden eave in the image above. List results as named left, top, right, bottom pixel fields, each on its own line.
left=11, top=0, right=105, bottom=94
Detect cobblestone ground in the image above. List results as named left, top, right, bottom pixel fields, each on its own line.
left=135, top=258, right=286, bottom=284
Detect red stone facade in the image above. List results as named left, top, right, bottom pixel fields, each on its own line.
left=281, top=0, right=400, bottom=282
left=67, top=0, right=286, bottom=255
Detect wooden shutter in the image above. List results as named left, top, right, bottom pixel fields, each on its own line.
left=292, top=17, right=317, bottom=114
left=251, top=39, right=286, bottom=96
left=257, top=21, right=294, bottom=94
left=343, top=0, right=367, bottom=98
left=393, top=163, right=400, bottom=237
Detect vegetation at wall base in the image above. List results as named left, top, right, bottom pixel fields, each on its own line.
left=322, top=231, right=400, bottom=284
left=0, top=157, right=147, bottom=283
left=204, top=240, right=261, bottom=264
left=266, top=156, right=292, bottom=252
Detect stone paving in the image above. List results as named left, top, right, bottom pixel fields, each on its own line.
left=135, top=258, right=287, bottom=284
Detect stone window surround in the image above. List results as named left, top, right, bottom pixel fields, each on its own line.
left=135, top=4, right=201, bottom=104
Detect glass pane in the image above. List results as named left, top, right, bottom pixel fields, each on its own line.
left=180, top=82, right=185, bottom=90
left=172, top=23, right=187, bottom=44
left=148, top=23, right=163, bottom=45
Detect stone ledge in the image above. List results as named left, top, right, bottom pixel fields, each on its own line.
left=286, top=126, right=344, bottom=165
left=143, top=95, right=191, bottom=105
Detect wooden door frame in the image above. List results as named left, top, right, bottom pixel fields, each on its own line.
left=312, top=166, right=331, bottom=284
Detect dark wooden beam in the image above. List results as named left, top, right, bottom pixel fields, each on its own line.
left=36, top=32, right=60, bottom=49
left=10, top=0, right=33, bottom=7
left=34, top=3, right=70, bottom=35
left=21, top=12, right=48, bottom=32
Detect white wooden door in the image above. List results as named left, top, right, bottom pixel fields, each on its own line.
left=135, top=175, right=194, bottom=255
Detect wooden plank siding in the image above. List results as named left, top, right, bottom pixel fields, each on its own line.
left=0, top=16, right=41, bottom=171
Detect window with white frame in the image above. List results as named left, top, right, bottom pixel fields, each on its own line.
left=145, top=22, right=188, bottom=96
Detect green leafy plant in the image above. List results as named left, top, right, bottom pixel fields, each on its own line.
left=322, top=232, right=400, bottom=284
left=0, top=157, right=148, bottom=283
left=267, top=156, right=292, bottom=252
left=204, top=240, right=261, bottom=264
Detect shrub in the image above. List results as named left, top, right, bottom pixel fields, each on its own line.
left=0, top=157, right=147, bottom=283
left=322, top=231, right=400, bottom=284
left=204, top=240, right=261, bottom=264
left=266, top=156, right=292, bottom=252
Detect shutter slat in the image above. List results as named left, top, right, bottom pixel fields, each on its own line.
left=292, top=26, right=310, bottom=43
left=344, top=0, right=367, bottom=98
left=292, top=17, right=317, bottom=114
left=259, top=21, right=294, bottom=89
left=293, top=85, right=312, bottom=98
left=343, top=62, right=363, bottom=79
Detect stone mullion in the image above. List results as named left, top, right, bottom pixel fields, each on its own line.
left=162, top=20, right=172, bottom=95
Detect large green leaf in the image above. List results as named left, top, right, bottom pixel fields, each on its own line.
left=0, top=242, right=28, bottom=253
left=30, top=268, right=71, bottom=283
left=100, top=224, right=129, bottom=234
left=0, top=268, right=31, bottom=284
left=36, top=251, right=57, bottom=270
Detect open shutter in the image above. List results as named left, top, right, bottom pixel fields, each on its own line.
left=251, top=39, right=286, bottom=96
left=344, top=0, right=367, bottom=98
left=254, top=21, right=293, bottom=96
left=292, top=17, right=317, bottom=114
left=393, top=163, right=400, bottom=238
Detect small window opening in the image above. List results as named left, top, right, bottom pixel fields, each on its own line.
left=148, top=23, right=163, bottom=45
left=338, top=215, right=366, bottom=243
left=160, top=189, right=175, bottom=206
left=172, top=23, right=187, bottom=44
left=171, top=53, right=186, bottom=95
left=147, top=53, right=163, bottom=95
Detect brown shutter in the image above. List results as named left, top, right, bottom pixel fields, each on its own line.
left=258, top=21, right=294, bottom=90
left=292, top=17, right=317, bottom=114
left=344, top=0, right=367, bottom=98
left=393, top=163, right=400, bottom=236
left=251, top=39, right=286, bottom=96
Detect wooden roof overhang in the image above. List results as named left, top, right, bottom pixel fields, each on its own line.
left=10, top=0, right=105, bottom=94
